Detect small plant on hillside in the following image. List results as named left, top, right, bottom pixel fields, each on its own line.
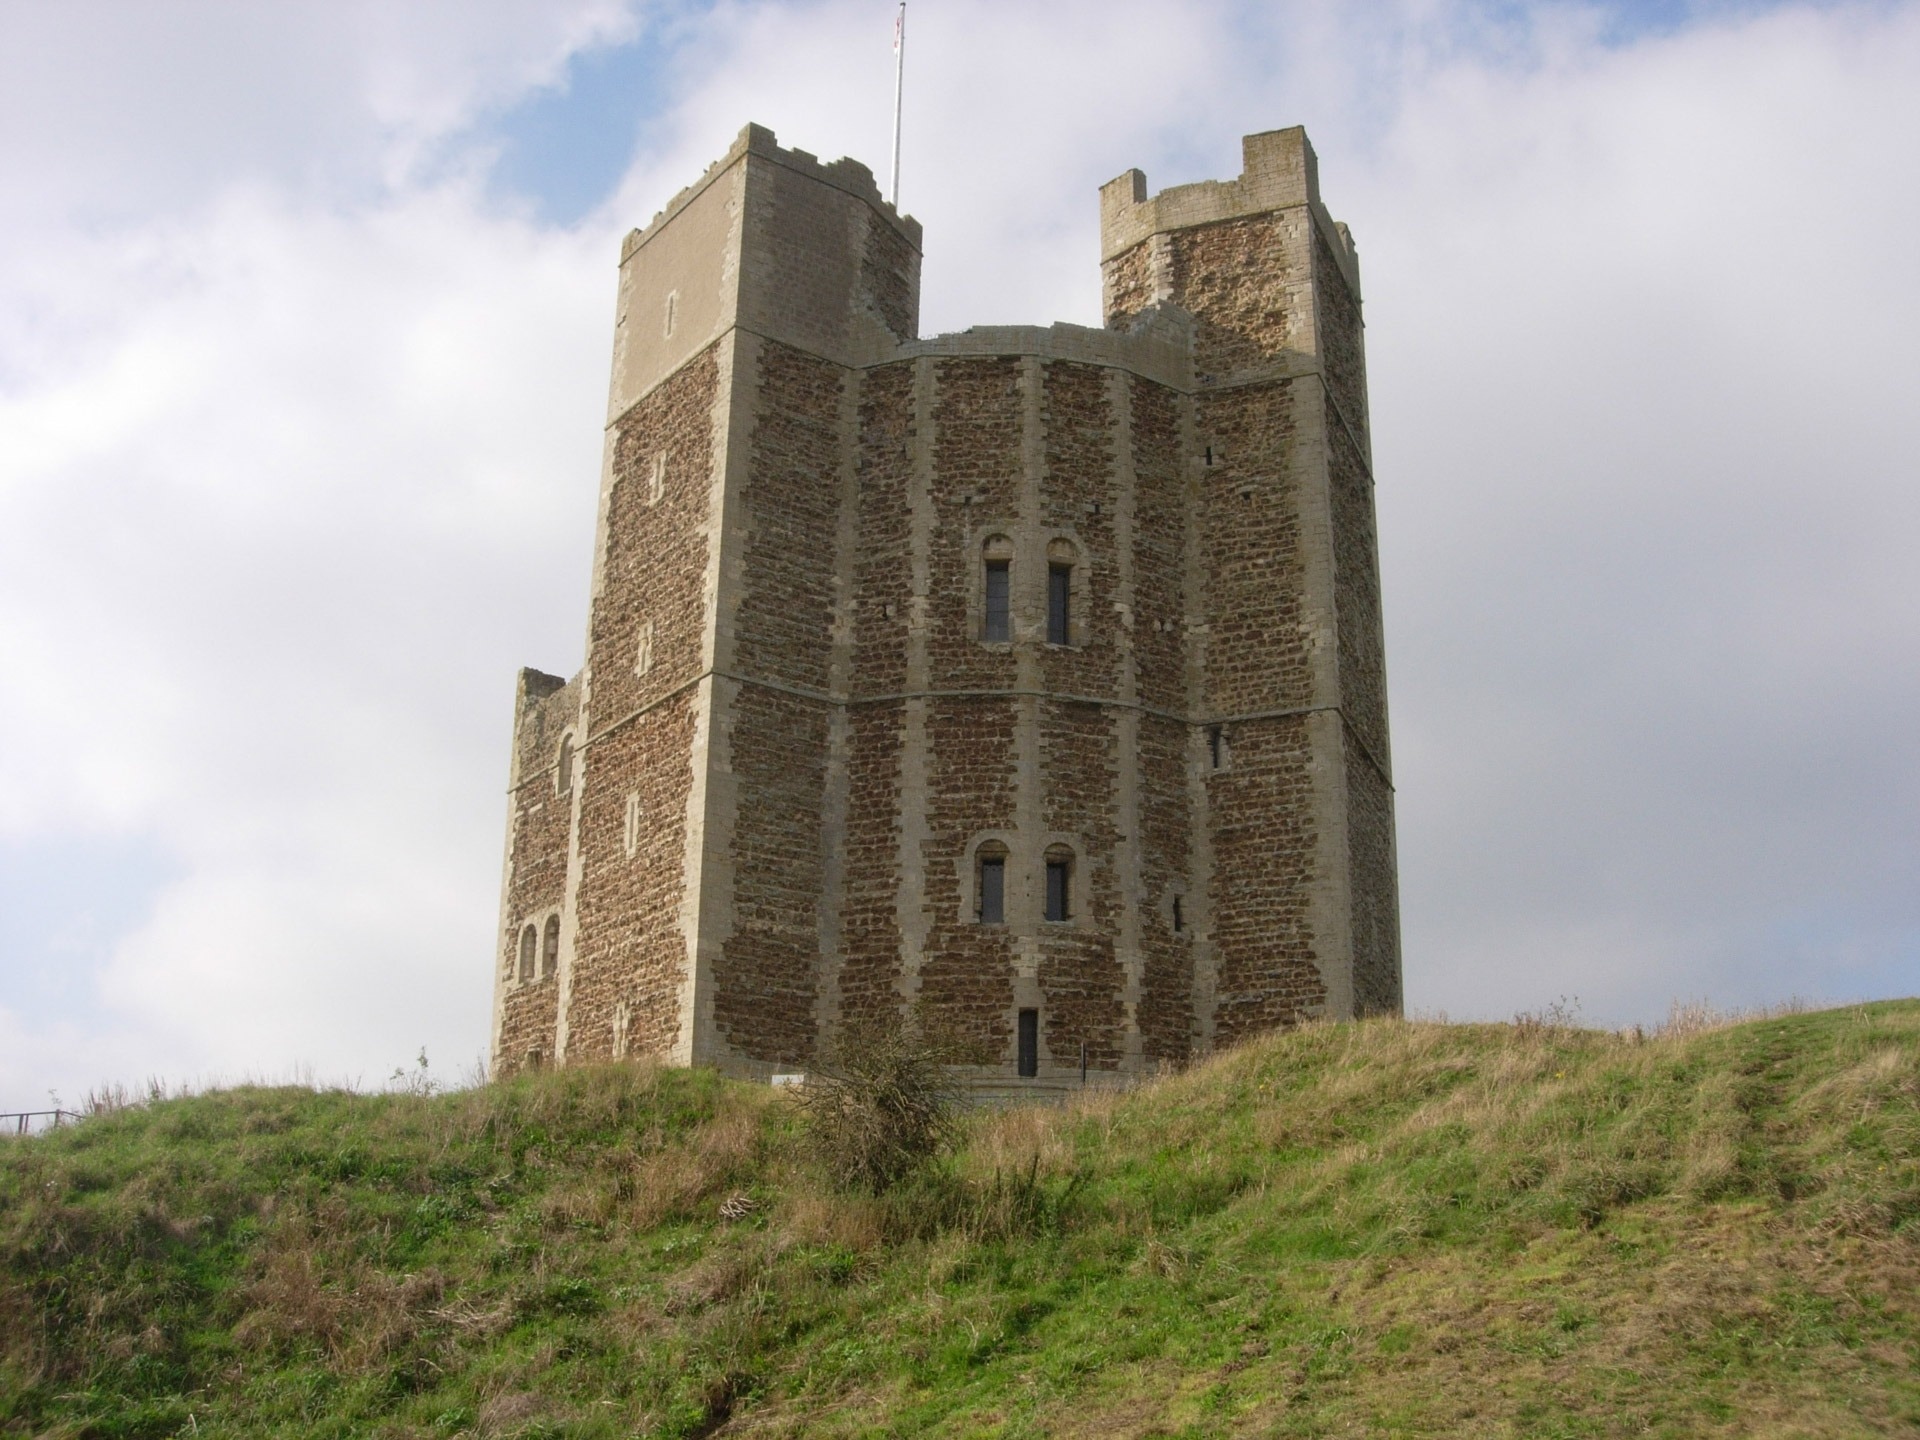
left=389, top=1047, right=438, bottom=1097
left=796, top=1021, right=965, bottom=1193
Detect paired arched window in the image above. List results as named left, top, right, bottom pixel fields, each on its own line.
left=518, top=924, right=537, bottom=982
left=542, top=915, right=560, bottom=978
left=978, top=535, right=1081, bottom=646
left=970, top=843, right=1077, bottom=925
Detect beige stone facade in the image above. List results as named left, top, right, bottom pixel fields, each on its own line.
left=492, top=123, right=1400, bottom=1088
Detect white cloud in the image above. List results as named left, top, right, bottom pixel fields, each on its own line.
left=2, top=0, right=1916, bottom=1104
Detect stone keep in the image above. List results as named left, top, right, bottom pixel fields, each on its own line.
left=492, top=123, right=1400, bottom=1086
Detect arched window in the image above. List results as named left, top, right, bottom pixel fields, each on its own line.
left=635, top=620, right=654, bottom=676
left=518, top=924, right=537, bottom=982
left=981, top=535, right=1013, bottom=643
left=556, top=734, right=574, bottom=795
left=647, top=452, right=666, bottom=506
left=1043, top=846, right=1074, bottom=923
left=976, top=841, right=1008, bottom=924
left=542, top=914, right=560, bottom=979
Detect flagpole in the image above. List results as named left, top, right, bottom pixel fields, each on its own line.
left=889, top=1, right=906, bottom=208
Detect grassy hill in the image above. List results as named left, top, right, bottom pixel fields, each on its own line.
left=4, top=1002, right=1918, bottom=1438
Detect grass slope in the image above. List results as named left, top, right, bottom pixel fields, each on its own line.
left=3, top=1002, right=1919, bottom=1438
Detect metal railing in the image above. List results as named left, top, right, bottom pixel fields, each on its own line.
left=1, top=1109, right=83, bottom=1137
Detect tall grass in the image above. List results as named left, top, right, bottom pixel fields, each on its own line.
left=2, top=1002, right=1916, bottom=1437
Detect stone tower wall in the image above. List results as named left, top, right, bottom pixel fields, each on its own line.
left=1101, top=125, right=1402, bottom=1041
left=492, top=124, right=1398, bottom=1081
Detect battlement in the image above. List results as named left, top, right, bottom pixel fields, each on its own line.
left=1100, top=128, right=1359, bottom=302
left=621, top=123, right=922, bottom=265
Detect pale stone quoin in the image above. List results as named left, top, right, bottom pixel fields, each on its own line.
left=491, top=123, right=1401, bottom=1091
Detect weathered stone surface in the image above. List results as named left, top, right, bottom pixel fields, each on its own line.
left=491, top=123, right=1400, bottom=1085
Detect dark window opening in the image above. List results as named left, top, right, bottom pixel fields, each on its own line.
left=978, top=854, right=1005, bottom=924
left=1208, top=725, right=1224, bottom=770
left=1044, top=857, right=1072, bottom=922
left=984, top=559, right=1011, bottom=642
left=1017, top=1008, right=1039, bottom=1078
left=1204, top=444, right=1216, bottom=466
left=557, top=736, right=573, bottom=794
left=542, top=914, right=560, bottom=978
left=1172, top=895, right=1184, bottom=933
left=518, top=925, right=536, bottom=982
left=1047, top=563, right=1071, bottom=645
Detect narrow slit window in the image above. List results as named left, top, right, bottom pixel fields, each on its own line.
left=556, top=735, right=573, bottom=795
left=978, top=853, right=1006, bottom=924
left=1208, top=725, right=1224, bottom=770
left=1017, top=1008, right=1039, bottom=1078
left=541, top=914, right=560, bottom=978
left=1047, top=563, right=1071, bottom=645
left=1172, top=895, right=1185, bottom=933
left=984, top=559, right=1011, bottom=642
left=1044, top=856, right=1072, bottom=922
left=518, top=925, right=537, bottom=982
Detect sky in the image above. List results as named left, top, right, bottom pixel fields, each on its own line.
left=1, top=0, right=1916, bottom=1106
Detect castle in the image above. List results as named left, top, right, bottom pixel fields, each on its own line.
left=492, top=123, right=1400, bottom=1087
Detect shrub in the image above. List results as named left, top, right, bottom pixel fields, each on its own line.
left=795, top=1022, right=963, bottom=1193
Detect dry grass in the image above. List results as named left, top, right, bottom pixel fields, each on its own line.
left=4, top=1002, right=1917, bottom=1438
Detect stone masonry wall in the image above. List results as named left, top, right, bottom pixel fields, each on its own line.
left=1171, top=217, right=1299, bottom=377
left=570, top=695, right=698, bottom=1061
left=839, top=703, right=904, bottom=1026
left=713, top=680, right=829, bottom=1064
left=1128, top=377, right=1187, bottom=714
left=1313, top=228, right=1368, bottom=448
left=1328, top=419, right=1389, bottom=775
left=732, top=341, right=842, bottom=692
left=852, top=363, right=913, bottom=695
left=1206, top=714, right=1327, bottom=1044
left=1038, top=699, right=1125, bottom=1070
left=1038, top=361, right=1119, bottom=699
left=917, top=698, right=1019, bottom=1055
left=860, top=212, right=919, bottom=344
left=1136, top=713, right=1193, bottom=1063
left=711, top=337, right=846, bottom=1064
left=496, top=672, right=577, bottom=1073
left=1196, top=380, right=1311, bottom=717
left=1102, top=242, right=1155, bottom=332
left=927, top=357, right=1021, bottom=691
left=1345, top=740, right=1401, bottom=1017
left=589, top=349, right=719, bottom=726
left=566, top=341, right=720, bottom=1063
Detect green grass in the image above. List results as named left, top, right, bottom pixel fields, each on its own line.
left=4, top=1001, right=1919, bottom=1437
